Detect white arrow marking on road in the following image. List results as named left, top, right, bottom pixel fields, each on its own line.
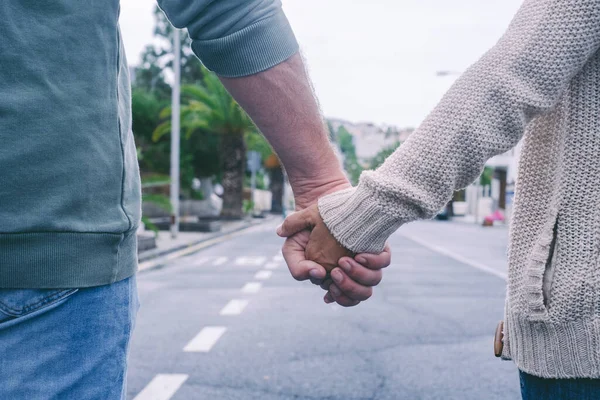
left=235, top=256, right=267, bottom=266
left=213, top=257, right=228, bottom=266
left=241, top=282, right=262, bottom=294
left=220, top=299, right=249, bottom=316
left=254, top=270, right=272, bottom=280
left=183, top=326, right=227, bottom=352
left=133, top=374, right=188, bottom=400
left=264, top=262, right=280, bottom=269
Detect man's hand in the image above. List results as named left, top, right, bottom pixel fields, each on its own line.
left=279, top=205, right=354, bottom=271
left=278, top=204, right=391, bottom=306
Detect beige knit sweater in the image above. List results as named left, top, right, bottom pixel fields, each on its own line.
left=319, top=0, right=600, bottom=379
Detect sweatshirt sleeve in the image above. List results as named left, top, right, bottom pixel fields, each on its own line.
left=157, top=0, right=299, bottom=77
left=318, top=0, right=600, bottom=254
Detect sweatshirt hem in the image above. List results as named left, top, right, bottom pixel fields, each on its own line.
left=0, top=229, right=138, bottom=289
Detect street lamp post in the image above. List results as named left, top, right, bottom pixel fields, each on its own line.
left=170, top=29, right=181, bottom=238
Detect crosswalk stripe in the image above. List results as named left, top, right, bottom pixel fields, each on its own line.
left=235, top=256, right=267, bottom=266
left=190, top=257, right=210, bottom=267
left=272, top=254, right=284, bottom=262
left=241, top=282, right=262, bottom=294
left=254, top=270, right=272, bottom=280
left=133, top=374, right=188, bottom=400
left=213, top=257, right=228, bottom=266
left=264, top=262, right=280, bottom=270
left=183, top=326, right=227, bottom=352
left=220, top=299, right=249, bottom=316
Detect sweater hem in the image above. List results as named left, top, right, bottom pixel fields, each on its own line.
left=0, top=229, right=138, bottom=288
left=503, top=312, right=600, bottom=378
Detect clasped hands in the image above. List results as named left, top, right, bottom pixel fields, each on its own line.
left=277, top=203, right=391, bottom=307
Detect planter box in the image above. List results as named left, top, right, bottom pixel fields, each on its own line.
left=137, top=232, right=157, bottom=252
left=149, top=217, right=222, bottom=233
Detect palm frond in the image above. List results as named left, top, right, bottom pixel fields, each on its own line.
left=182, top=85, right=218, bottom=110
left=159, top=106, right=172, bottom=119
left=152, top=121, right=172, bottom=142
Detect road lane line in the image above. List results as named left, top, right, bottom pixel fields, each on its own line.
left=213, top=257, right=228, bottom=266
left=254, top=270, right=272, bottom=280
left=400, top=233, right=507, bottom=280
left=235, top=256, right=267, bottom=266
left=220, top=299, right=249, bottom=316
left=264, top=262, right=280, bottom=269
left=183, top=326, right=227, bottom=352
left=133, top=374, right=188, bottom=400
left=241, top=282, right=262, bottom=294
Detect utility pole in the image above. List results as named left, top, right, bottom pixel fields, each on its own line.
left=170, top=28, right=181, bottom=238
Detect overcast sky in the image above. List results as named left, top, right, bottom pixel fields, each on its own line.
left=120, top=1, right=523, bottom=128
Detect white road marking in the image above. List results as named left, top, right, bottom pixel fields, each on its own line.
left=241, top=282, right=263, bottom=294
left=220, top=299, right=249, bottom=316
left=183, top=326, right=227, bottom=352
left=213, top=257, right=228, bottom=266
left=133, top=374, right=188, bottom=400
left=254, top=270, right=272, bottom=280
left=264, top=262, right=280, bottom=269
left=190, top=257, right=209, bottom=267
left=272, top=254, right=284, bottom=262
left=400, top=233, right=508, bottom=280
left=235, top=256, right=267, bottom=266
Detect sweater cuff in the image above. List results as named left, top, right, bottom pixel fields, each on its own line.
left=192, top=11, right=299, bottom=78
left=318, top=186, right=404, bottom=254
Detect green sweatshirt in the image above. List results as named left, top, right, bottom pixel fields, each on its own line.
left=0, top=0, right=298, bottom=288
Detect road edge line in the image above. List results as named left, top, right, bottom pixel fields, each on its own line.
left=399, top=232, right=508, bottom=281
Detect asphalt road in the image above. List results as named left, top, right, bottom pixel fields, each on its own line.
left=127, top=219, right=521, bottom=400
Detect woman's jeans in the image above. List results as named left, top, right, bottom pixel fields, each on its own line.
left=0, top=276, right=139, bottom=400
left=520, top=370, right=600, bottom=400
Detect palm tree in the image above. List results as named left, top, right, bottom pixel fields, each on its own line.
left=153, top=70, right=256, bottom=219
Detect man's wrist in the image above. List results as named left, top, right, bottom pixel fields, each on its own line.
left=289, top=171, right=350, bottom=210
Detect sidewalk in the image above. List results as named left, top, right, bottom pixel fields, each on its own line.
left=138, top=214, right=279, bottom=263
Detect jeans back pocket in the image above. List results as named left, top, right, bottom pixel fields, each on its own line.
left=0, top=288, right=78, bottom=325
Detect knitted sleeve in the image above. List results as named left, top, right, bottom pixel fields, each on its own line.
left=318, top=0, right=600, bottom=253
left=156, top=0, right=298, bottom=77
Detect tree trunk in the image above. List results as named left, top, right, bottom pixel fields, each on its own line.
left=220, top=132, right=246, bottom=219
left=269, top=166, right=284, bottom=213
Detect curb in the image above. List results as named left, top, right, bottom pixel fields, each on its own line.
left=138, top=215, right=277, bottom=264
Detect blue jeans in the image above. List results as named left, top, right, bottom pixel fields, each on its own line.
left=0, top=276, right=139, bottom=400
left=520, top=370, right=600, bottom=400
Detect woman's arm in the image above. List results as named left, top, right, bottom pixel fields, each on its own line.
left=317, top=0, right=600, bottom=254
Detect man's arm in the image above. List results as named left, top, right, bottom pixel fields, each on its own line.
left=219, top=53, right=350, bottom=208
left=157, top=0, right=389, bottom=305
left=220, top=54, right=392, bottom=306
